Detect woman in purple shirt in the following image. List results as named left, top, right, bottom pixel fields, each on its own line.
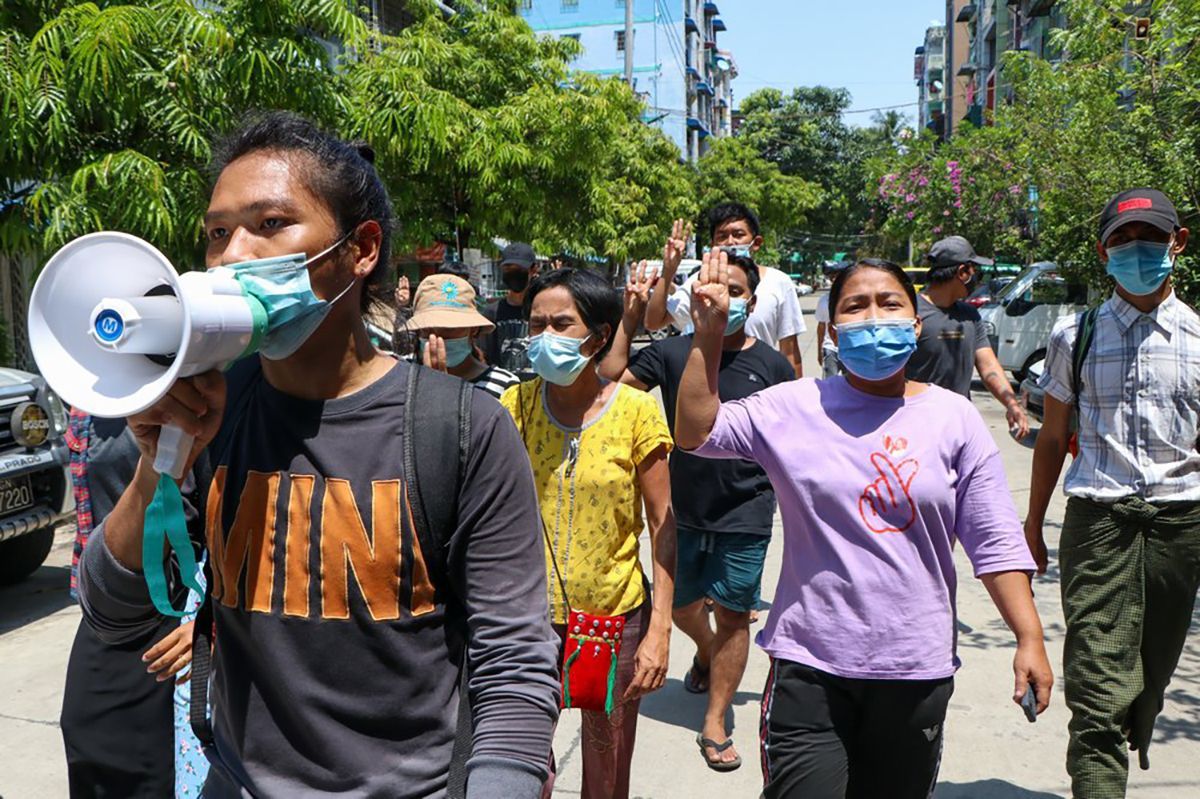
left=675, top=252, right=1054, bottom=798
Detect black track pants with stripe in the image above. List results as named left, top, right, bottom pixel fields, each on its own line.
left=759, top=659, right=954, bottom=799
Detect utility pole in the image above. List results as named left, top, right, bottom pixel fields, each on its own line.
left=623, top=0, right=634, bottom=87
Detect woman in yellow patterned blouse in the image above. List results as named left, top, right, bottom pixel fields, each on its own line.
left=500, top=267, right=676, bottom=799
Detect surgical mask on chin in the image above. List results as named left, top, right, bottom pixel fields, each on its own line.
left=528, top=332, right=591, bottom=386
left=1105, top=239, right=1174, bottom=296
left=422, top=336, right=473, bottom=368
left=836, top=318, right=918, bottom=382
left=210, top=231, right=356, bottom=361
left=725, top=298, right=749, bottom=335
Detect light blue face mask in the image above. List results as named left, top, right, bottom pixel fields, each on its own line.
left=210, top=231, right=356, bottom=360
left=725, top=298, right=750, bottom=335
left=1105, top=238, right=1175, bottom=296
left=422, top=336, right=473, bottom=368
left=528, top=332, right=591, bottom=386
left=836, top=318, right=918, bottom=382
left=704, top=244, right=753, bottom=260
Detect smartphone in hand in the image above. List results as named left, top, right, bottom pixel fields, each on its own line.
left=1021, top=684, right=1038, bottom=723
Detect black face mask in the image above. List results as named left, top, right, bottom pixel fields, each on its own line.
left=502, top=269, right=530, bottom=292
left=962, top=269, right=980, bottom=293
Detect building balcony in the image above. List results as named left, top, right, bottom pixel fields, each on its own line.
left=957, top=60, right=978, bottom=76
left=685, top=16, right=698, bottom=34
left=704, top=2, right=719, bottom=16
left=697, top=81, right=715, bottom=96
left=712, top=17, right=726, bottom=32
left=956, top=3, right=977, bottom=22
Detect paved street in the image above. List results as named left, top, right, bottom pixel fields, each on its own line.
left=1, top=294, right=1197, bottom=798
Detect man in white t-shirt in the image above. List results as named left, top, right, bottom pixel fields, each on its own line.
left=814, top=262, right=850, bottom=379
left=645, top=204, right=807, bottom=377
left=814, top=293, right=838, bottom=379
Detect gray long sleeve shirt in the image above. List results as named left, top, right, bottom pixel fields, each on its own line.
left=79, top=360, right=560, bottom=798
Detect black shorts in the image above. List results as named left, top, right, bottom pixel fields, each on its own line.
left=759, top=659, right=954, bottom=799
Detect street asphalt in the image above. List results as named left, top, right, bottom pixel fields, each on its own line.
left=1, top=293, right=1197, bottom=798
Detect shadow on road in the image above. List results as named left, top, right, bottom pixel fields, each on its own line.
left=0, top=564, right=74, bottom=636
left=639, top=678, right=761, bottom=734
left=936, top=780, right=1062, bottom=798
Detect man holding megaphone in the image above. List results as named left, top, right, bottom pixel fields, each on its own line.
left=49, top=112, right=561, bottom=799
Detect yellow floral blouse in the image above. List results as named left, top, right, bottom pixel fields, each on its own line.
left=501, top=380, right=673, bottom=624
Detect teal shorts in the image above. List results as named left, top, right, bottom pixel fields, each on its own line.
left=674, top=527, right=770, bottom=613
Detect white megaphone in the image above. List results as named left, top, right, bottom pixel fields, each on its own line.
left=29, top=231, right=265, bottom=479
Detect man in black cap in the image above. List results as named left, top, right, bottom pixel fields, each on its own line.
left=905, top=235, right=1029, bottom=437
left=1025, top=188, right=1198, bottom=798
left=481, top=242, right=538, bottom=378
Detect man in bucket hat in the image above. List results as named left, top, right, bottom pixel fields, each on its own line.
left=410, top=274, right=520, bottom=399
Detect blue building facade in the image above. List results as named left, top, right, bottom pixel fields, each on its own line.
left=519, top=0, right=736, bottom=162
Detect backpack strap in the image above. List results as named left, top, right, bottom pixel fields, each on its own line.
left=403, top=363, right=473, bottom=594
left=190, top=358, right=263, bottom=749
left=1071, top=306, right=1100, bottom=409
left=402, top=363, right=474, bottom=799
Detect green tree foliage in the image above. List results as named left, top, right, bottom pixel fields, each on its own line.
left=736, top=86, right=896, bottom=251
left=343, top=1, right=694, bottom=263
left=1, top=0, right=694, bottom=271
left=1, top=0, right=361, bottom=264
left=868, top=0, right=1200, bottom=297
left=692, top=137, right=821, bottom=264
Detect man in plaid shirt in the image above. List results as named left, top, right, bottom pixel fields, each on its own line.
left=1025, top=188, right=1199, bottom=798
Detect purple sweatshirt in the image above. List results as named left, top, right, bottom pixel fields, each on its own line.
left=694, top=376, right=1035, bottom=679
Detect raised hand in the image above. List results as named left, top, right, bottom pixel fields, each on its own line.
left=394, top=275, right=411, bottom=308
left=662, top=218, right=692, bottom=280
left=858, top=451, right=920, bottom=534
left=690, top=246, right=730, bottom=338
left=624, top=260, right=657, bottom=322
left=422, top=334, right=448, bottom=373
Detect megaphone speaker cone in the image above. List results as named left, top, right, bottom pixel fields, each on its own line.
left=29, top=232, right=190, bottom=418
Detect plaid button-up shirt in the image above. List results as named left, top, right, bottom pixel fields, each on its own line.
left=1041, top=291, right=1200, bottom=502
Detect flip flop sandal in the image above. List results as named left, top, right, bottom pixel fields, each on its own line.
left=683, top=655, right=710, bottom=694
left=696, top=733, right=742, bottom=772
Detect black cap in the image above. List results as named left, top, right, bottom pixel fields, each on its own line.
left=926, top=236, right=994, bottom=270
left=1098, top=188, right=1179, bottom=245
left=499, top=242, right=536, bottom=269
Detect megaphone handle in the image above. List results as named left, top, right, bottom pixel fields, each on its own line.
left=154, top=424, right=194, bottom=481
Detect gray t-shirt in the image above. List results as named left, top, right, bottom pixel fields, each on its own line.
left=905, top=295, right=990, bottom=396
left=79, top=359, right=559, bottom=799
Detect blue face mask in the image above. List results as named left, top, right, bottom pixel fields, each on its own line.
left=1105, top=239, right=1174, bottom=296
left=528, top=332, right=591, bottom=386
left=210, top=231, right=355, bottom=361
left=422, top=336, right=473, bottom=368
left=725, top=298, right=749, bottom=335
left=836, top=318, right=918, bottom=382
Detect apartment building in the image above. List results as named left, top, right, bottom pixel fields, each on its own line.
left=939, top=0, right=1065, bottom=138
left=519, top=0, right=736, bottom=161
